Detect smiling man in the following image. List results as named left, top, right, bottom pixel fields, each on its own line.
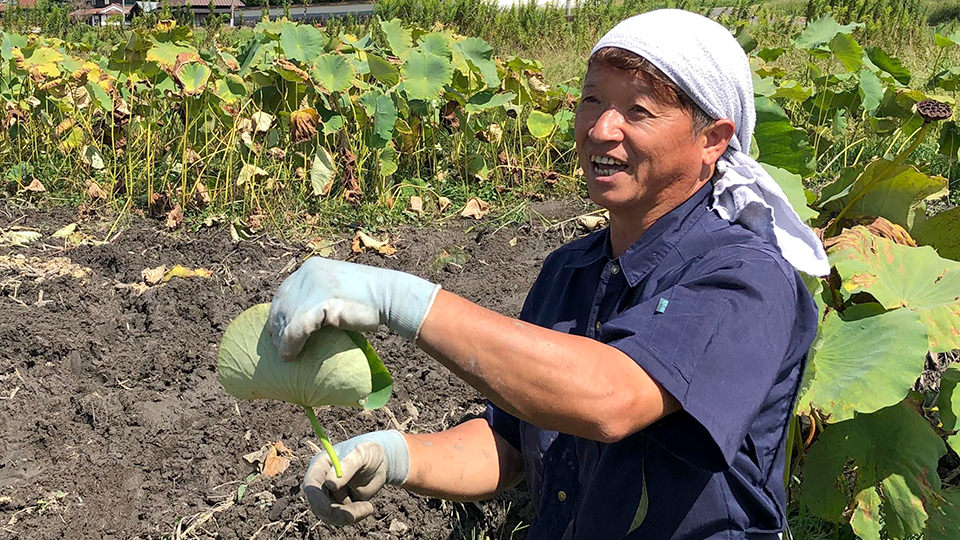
left=269, top=9, right=829, bottom=540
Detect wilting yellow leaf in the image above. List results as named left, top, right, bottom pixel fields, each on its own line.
left=162, top=265, right=213, bottom=283
left=438, top=196, right=452, bottom=212
left=237, top=163, right=268, bottom=186
left=460, top=197, right=490, bottom=219
left=351, top=230, right=397, bottom=256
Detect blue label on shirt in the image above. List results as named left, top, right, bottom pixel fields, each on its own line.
left=655, top=298, right=669, bottom=313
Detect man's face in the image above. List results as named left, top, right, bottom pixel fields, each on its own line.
left=574, top=62, right=709, bottom=216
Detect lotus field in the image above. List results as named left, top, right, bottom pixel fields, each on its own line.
left=1, top=8, right=960, bottom=540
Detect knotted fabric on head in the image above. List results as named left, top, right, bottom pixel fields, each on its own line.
left=592, top=9, right=830, bottom=276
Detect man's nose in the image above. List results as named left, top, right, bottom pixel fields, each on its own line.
left=589, top=108, right=624, bottom=143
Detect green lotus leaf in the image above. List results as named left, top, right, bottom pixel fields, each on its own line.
left=858, top=68, right=883, bottom=113
left=938, top=120, right=960, bottom=160
left=379, top=143, right=398, bottom=178
left=771, top=80, right=811, bottom=101
left=418, top=32, right=452, bottom=59
left=401, top=50, right=453, bottom=101
left=218, top=303, right=392, bottom=410
left=866, top=46, right=911, bottom=85
left=214, top=74, right=247, bottom=104
left=932, top=67, right=960, bottom=92
left=801, top=403, right=944, bottom=540
left=913, top=207, right=960, bottom=261
left=825, top=159, right=946, bottom=229
left=828, top=226, right=960, bottom=353
left=464, top=90, right=515, bottom=113
left=366, top=53, right=400, bottom=87
left=359, top=91, right=397, bottom=147
left=312, top=53, right=356, bottom=93
left=924, top=488, right=960, bottom=540
left=279, top=22, right=327, bottom=64
left=753, top=96, right=815, bottom=176
left=85, top=81, right=112, bottom=111
left=829, top=32, right=863, bottom=72
left=454, top=37, right=499, bottom=88
left=526, top=110, right=554, bottom=139
left=380, top=18, right=412, bottom=56
left=1, top=33, right=28, bottom=62
left=793, top=13, right=863, bottom=50
left=175, top=62, right=211, bottom=95
left=797, top=306, right=927, bottom=422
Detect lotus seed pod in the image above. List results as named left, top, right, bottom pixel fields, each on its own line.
left=916, top=99, right=953, bottom=123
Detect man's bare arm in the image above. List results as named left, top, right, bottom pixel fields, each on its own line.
left=417, top=291, right=680, bottom=443
left=401, top=418, right=524, bottom=501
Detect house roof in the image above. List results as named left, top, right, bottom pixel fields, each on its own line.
left=0, top=0, right=38, bottom=11
left=69, top=3, right=132, bottom=17
left=166, top=0, right=244, bottom=7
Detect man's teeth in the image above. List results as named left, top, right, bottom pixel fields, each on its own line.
left=591, top=155, right=626, bottom=176
left=591, top=155, right=626, bottom=166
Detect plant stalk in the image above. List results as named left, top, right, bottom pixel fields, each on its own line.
left=825, top=121, right=934, bottom=236
left=303, top=405, right=342, bottom=478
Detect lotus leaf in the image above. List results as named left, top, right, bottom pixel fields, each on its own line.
left=380, top=18, right=412, bottom=56
left=312, top=54, right=355, bottom=93
left=279, top=23, right=327, bottom=63
left=218, top=303, right=391, bottom=409
left=797, top=306, right=927, bottom=422
left=828, top=226, right=960, bottom=352
left=801, top=403, right=944, bottom=540
left=526, top=110, right=554, bottom=139
left=401, top=51, right=453, bottom=101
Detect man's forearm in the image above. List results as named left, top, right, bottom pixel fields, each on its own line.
left=401, top=418, right=523, bottom=501
left=417, top=291, right=679, bottom=443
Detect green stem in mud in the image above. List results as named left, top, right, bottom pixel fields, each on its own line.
left=303, top=405, right=342, bottom=478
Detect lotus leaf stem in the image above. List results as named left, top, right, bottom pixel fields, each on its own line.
left=303, top=406, right=343, bottom=478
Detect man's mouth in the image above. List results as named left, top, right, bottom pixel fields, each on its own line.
left=590, top=155, right=628, bottom=177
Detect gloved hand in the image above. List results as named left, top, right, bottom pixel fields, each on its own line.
left=303, top=430, right=410, bottom=526
left=269, top=257, right=441, bottom=360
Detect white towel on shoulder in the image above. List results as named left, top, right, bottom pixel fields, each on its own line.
left=592, top=9, right=830, bottom=277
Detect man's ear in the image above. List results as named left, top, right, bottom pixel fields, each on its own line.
left=700, top=118, right=736, bottom=167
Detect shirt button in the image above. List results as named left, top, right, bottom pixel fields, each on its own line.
left=610, top=264, right=620, bottom=275
left=595, top=321, right=602, bottom=332
left=557, top=490, right=567, bottom=502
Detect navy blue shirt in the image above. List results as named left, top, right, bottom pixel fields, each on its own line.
left=484, top=182, right=818, bottom=539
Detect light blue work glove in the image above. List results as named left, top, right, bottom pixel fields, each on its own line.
left=269, top=257, right=441, bottom=360
left=303, top=430, right=410, bottom=525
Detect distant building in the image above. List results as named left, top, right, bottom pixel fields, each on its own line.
left=70, top=0, right=132, bottom=26
left=0, top=0, right=37, bottom=13
left=132, top=0, right=244, bottom=26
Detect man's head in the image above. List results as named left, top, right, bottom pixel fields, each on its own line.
left=575, top=46, right=735, bottom=218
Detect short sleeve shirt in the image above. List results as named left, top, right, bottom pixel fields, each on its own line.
left=484, top=182, right=818, bottom=540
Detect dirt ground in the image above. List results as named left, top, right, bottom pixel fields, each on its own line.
left=0, top=200, right=592, bottom=540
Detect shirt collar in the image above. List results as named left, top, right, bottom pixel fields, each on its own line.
left=565, top=182, right=714, bottom=287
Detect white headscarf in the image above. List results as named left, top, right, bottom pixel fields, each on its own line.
left=592, top=9, right=830, bottom=277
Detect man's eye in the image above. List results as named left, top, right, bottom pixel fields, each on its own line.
left=630, top=105, right=650, bottom=115
left=580, top=96, right=599, bottom=105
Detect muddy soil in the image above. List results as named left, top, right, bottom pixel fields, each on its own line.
left=0, top=200, right=592, bottom=540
